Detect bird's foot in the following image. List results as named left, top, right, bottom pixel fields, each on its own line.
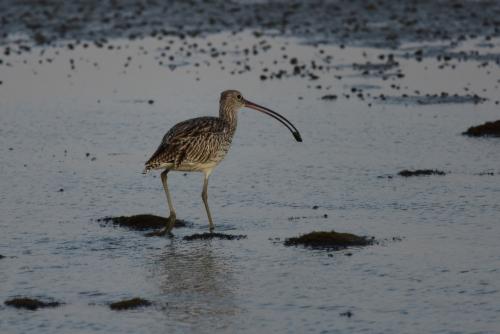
left=144, top=214, right=176, bottom=237
left=144, top=228, right=173, bottom=238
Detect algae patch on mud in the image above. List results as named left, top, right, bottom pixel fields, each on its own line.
left=463, top=120, right=500, bottom=137
left=183, top=233, right=247, bottom=241
left=378, top=94, right=486, bottom=105
left=398, top=169, right=446, bottom=177
left=97, top=214, right=188, bottom=230
left=109, top=298, right=152, bottom=311
left=4, top=297, right=61, bottom=310
left=284, top=231, right=374, bottom=250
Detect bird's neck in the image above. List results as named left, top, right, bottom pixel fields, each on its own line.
left=219, top=104, right=238, bottom=131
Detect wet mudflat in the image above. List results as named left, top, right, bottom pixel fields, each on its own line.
left=1, top=1, right=500, bottom=334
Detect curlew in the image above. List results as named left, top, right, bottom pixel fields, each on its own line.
left=143, top=90, right=302, bottom=235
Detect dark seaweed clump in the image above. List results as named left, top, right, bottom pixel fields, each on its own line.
left=5, top=297, right=61, bottom=310
left=321, top=94, right=338, bottom=101
left=109, top=298, right=152, bottom=311
left=97, top=214, right=187, bottom=230
left=183, top=233, right=247, bottom=241
left=398, top=169, right=446, bottom=177
left=284, top=230, right=374, bottom=250
left=463, top=120, right=500, bottom=137
left=377, top=94, right=486, bottom=105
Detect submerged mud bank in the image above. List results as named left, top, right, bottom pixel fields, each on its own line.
left=4, top=297, right=61, bottom=311
left=463, top=120, right=500, bottom=137
left=284, top=231, right=374, bottom=250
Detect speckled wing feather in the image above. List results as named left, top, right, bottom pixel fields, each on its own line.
left=144, top=117, right=232, bottom=172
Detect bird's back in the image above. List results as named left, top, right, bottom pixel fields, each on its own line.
left=144, top=117, right=235, bottom=173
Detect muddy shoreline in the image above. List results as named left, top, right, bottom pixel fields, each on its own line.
left=2, top=0, right=500, bottom=49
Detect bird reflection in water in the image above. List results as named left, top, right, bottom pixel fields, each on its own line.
left=149, top=242, right=241, bottom=327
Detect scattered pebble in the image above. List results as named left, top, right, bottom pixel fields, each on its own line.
left=340, top=310, right=353, bottom=318
left=477, top=171, right=495, bottom=176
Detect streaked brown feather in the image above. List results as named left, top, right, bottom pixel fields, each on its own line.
left=144, top=116, right=234, bottom=172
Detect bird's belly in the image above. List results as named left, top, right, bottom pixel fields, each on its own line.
left=174, top=161, right=220, bottom=172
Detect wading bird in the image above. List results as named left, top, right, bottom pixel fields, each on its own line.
left=143, top=90, right=302, bottom=235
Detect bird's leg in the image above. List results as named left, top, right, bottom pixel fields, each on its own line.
left=147, top=170, right=176, bottom=237
left=201, top=171, right=214, bottom=232
left=161, top=170, right=177, bottom=234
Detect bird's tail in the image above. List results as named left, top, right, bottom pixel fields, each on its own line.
left=142, top=165, right=152, bottom=175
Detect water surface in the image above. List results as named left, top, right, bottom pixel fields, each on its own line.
left=1, top=31, right=500, bottom=334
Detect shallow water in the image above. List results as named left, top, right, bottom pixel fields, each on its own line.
left=1, top=32, right=500, bottom=334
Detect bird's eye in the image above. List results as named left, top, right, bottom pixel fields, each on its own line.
left=236, top=94, right=242, bottom=100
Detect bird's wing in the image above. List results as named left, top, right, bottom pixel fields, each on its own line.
left=145, top=117, right=226, bottom=169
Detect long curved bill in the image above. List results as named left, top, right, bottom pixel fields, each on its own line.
left=244, top=99, right=302, bottom=142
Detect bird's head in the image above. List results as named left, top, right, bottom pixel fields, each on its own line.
left=219, top=90, right=302, bottom=142
left=220, top=90, right=246, bottom=110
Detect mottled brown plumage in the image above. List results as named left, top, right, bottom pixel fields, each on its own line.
left=144, top=90, right=302, bottom=236
left=144, top=117, right=234, bottom=173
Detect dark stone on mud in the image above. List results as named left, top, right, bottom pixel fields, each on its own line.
left=398, top=169, right=446, bottom=177
left=5, top=297, right=61, bottom=310
left=183, top=233, right=247, bottom=241
left=0, top=254, right=4, bottom=259
left=109, top=298, right=151, bottom=311
left=97, top=214, right=188, bottom=230
left=284, top=230, right=374, bottom=250
left=463, top=120, right=500, bottom=137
